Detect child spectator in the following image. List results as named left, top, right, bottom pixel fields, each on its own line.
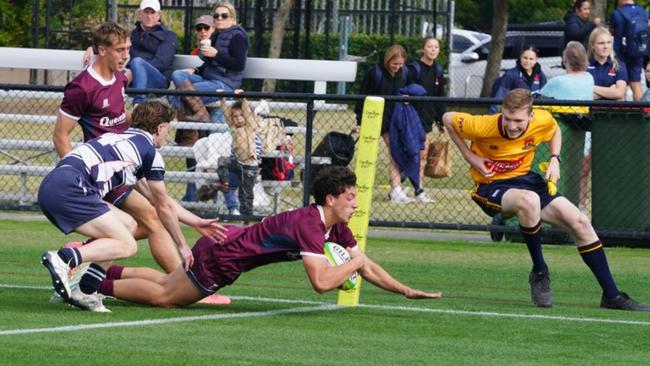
left=220, top=91, right=262, bottom=217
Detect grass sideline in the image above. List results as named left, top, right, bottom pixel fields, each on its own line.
left=1, top=219, right=650, bottom=365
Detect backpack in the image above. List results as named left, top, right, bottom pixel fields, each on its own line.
left=303, top=131, right=357, bottom=183
left=618, top=6, right=650, bottom=58
left=406, top=60, right=443, bottom=83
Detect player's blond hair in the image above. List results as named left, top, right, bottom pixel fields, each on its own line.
left=93, top=21, right=129, bottom=48
left=502, top=88, right=533, bottom=113
left=131, top=100, right=176, bottom=134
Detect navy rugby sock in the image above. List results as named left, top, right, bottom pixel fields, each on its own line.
left=57, top=248, right=81, bottom=269
left=520, top=221, right=548, bottom=274
left=79, top=263, right=107, bottom=295
left=578, top=241, right=619, bottom=299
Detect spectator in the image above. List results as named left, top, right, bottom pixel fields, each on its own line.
left=170, top=2, right=249, bottom=122
left=541, top=41, right=594, bottom=211
left=609, top=0, right=648, bottom=100
left=585, top=27, right=628, bottom=211
left=488, top=46, right=547, bottom=114
left=191, top=15, right=214, bottom=56
left=587, top=27, right=628, bottom=101
left=642, top=59, right=650, bottom=101
left=407, top=36, right=445, bottom=203
left=177, top=14, right=215, bottom=203
left=563, top=0, right=601, bottom=50
left=220, top=92, right=262, bottom=218
left=541, top=41, right=594, bottom=100
left=82, top=0, right=178, bottom=106
left=355, top=44, right=414, bottom=203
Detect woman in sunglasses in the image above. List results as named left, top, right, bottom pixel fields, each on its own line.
left=170, top=2, right=249, bottom=123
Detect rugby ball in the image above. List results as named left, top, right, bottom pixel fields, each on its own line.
left=323, top=242, right=358, bottom=290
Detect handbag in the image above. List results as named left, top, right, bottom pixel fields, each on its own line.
left=261, top=140, right=295, bottom=181
left=424, top=140, right=452, bottom=178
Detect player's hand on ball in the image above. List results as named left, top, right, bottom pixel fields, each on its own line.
left=404, top=288, right=442, bottom=299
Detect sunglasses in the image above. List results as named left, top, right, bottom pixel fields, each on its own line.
left=195, top=24, right=211, bottom=31
left=213, top=12, right=230, bottom=20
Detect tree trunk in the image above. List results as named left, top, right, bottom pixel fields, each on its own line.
left=591, top=0, right=607, bottom=23
left=262, top=0, right=294, bottom=92
left=480, top=0, right=509, bottom=97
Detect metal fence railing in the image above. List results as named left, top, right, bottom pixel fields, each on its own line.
left=1, top=83, right=650, bottom=246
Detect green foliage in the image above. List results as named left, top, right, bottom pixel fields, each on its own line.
left=0, top=0, right=33, bottom=47
left=44, top=0, right=105, bottom=49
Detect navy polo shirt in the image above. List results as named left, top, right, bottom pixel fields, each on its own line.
left=587, top=57, right=628, bottom=87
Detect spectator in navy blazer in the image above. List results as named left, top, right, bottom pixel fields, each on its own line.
left=488, top=46, right=547, bottom=114
left=128, top=0, right=178, bottom=104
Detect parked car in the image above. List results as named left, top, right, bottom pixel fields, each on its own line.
left=449, top=30, right=565, bottom=97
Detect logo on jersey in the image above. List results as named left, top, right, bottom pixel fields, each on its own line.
left=489, top=145, right=499, bottom=150
left=99, top=112, right=127, bottom=127
left=102, top=98, right=110, bottom=109
left=522, top=137, right=536, bottom=151
left=457, top=116, right=464, bottom=132
left=486, top=157, right=525, bottom=173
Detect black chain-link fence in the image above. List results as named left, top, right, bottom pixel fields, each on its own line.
left=1, top=83, right=650, bottom=245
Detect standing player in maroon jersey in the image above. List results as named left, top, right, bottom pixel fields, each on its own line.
left=50, top=22, right=230, bottom=304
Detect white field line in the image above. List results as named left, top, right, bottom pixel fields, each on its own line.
left=3, top=284, right=650, bottom=329
left=0, top=304, right=340, bottom=336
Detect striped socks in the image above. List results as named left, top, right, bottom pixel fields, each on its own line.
left=578, top=240, right=619, bottom=299
left=79, top=263, right=107, bottom=295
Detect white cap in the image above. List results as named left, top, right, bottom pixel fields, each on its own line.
left=140, top=0, right=161, bottom=12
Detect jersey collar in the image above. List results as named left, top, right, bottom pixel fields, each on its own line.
left=316, top=205, right=332, bottom=240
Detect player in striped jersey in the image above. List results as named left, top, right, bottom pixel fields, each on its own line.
left=41, top=100, right=227, bottom=312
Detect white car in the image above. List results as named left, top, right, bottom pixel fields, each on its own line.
left=448, top=30, right=565, bottom=97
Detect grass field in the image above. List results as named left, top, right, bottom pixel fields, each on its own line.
left=1, top=219, right=650, bottom=365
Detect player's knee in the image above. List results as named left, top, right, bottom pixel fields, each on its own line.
left=135, top=204, right=161, bottom=230
left=572, top=212, right=594, bottom=234
left=124, top=216, right=138, bottom=235
left=516, top=192, right=541, bottom=213
left=120, top=237, right=139, bottom=257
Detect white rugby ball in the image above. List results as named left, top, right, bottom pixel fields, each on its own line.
left=323, top=242, right=358, bottom=290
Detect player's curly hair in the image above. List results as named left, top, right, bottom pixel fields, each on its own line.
left=131, top=100, right=176, bottom=134
left=311, top=166, right=356, bottom=205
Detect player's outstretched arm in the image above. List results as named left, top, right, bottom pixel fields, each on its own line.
left=356, top=251, right=442, bottom=299
left=303, top=255, right=365, bottom=294
left=133, top=179, right=227, bottom=244
left=147, top=180, right=193, bottom=269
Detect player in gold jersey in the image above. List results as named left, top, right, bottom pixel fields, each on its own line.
left=442, top=88, right=649, bottom=311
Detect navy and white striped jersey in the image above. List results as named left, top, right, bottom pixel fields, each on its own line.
left=57, top=128, right=164, bottom=198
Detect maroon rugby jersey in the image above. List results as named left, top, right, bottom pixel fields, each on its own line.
left=59, top=66, right=129, bottom=142
left=191, top=204, right=358, bottom=288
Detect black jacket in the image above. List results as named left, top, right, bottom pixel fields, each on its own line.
left=563, top=11, right=596, bottom=50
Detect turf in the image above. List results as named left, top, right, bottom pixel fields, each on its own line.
left=1, top=219, right=650, bottom=365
